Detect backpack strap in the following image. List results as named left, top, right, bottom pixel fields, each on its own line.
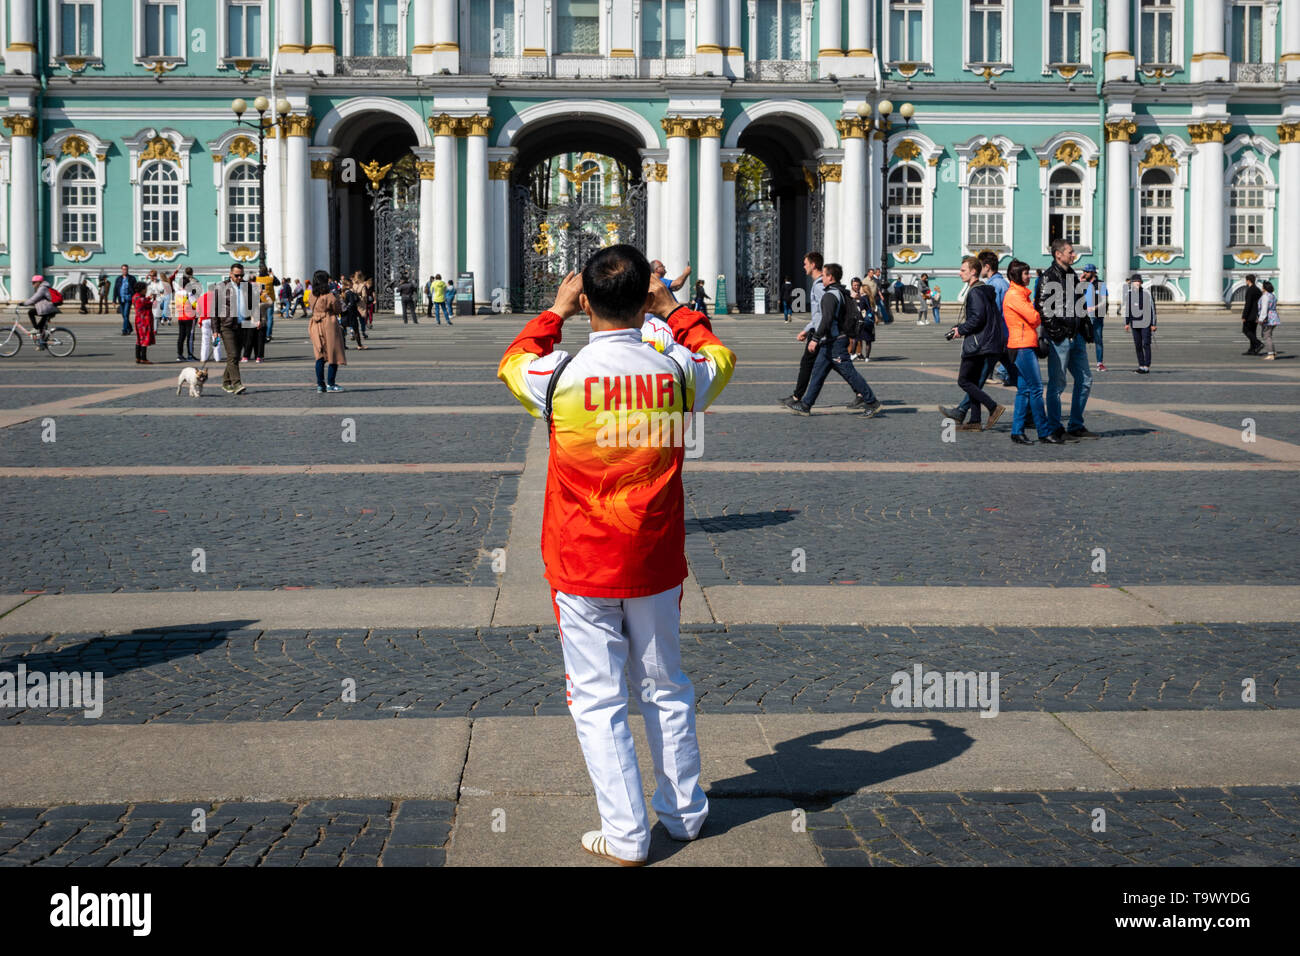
left=544, top=353, right=576, bottom=431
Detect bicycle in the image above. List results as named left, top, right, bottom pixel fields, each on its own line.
left=0, top=306, right=77, bottom=358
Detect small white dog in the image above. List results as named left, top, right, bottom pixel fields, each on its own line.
left=177, top=365, right=209, bottom=398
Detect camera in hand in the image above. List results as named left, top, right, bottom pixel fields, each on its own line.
left=945, top=327, right=958, bottom=341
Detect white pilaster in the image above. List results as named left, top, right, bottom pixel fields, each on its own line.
left=641, top=150, right=666, bottom=264
left=465, top=117, right=492, bottom=307
left=664, top=118, right=692, bottom=277
left=279, top=0, right=306, bottom=49
left=818, top=0, right=843, bottom=78
left=696, top=0, right=725, bottom=74
left=5, top=116, right=36, bottom=298
left=721, top=148, right=741, bottom=314
left=307, top=0, right=336, bottom=71
left=1103, top=120, right=1134, bottom=311
left=820, top=163, right=841, bottom=267
left=1191, top=0, right=1229, bottom=83
left=413, top=147, right=437, bottom=293
left=1104, top=0, right=1134, bottom=82
left=282, top=117, right=313, bottom=283
left=845, top=0, right=873, bottom=77
left=263, top=135, right=283, bottom=273
left=724, top=0, right=744, bottom=77
left=488, top=148, right=516, bottom=310
left=432, top=116, right=460, bottom=280
left=697, top=119, right=723, bottom=308
left=840, top=118, right=869, bottom=279
left=6, top=0, right=36, bottom=74
left=309, top=147, right=336, bottom=276
left=432, top=0, right=460, bottom=72
left=1278, top=122, right=1300, bottom=303
left=1283, top=0, right=1300, bottom=82
left=1189, top=128, right=1227, bottom=304
left=412, top=0, right=436, bottom=74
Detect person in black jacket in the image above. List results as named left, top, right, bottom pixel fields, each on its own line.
left=947, top=256, right=1008, bottom=431
left=1033, top=239, right=1095, bottom=440
left=790, top=264, right=882, bottom=417
left=1240, top=274, right=1264, bottom=355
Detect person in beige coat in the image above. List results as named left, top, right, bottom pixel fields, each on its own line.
left=309, top=269, right=346, bottom=392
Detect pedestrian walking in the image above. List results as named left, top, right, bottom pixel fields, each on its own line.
left=1034, top=239, right=1094, bottom=440
left=849, top=276, right=875, bottom=360
left=197, top=285, right=223, bottom=364
left=1080, top=263, right=1106, bottom=370
left=1240, top=274, right=1265, bottom=355
left=691, top=279, right=710, bottom=313
left=96, top=272, right=110, bottom=314
left=397, top=272, right=419, bottom=324
left=781, top=276, right=794, bottom=322
left=497, top=246, right=735, bottom=865
left=945, top=256, right=1007, bottom=431
left=780, top=252, right=825, bottom=408
left=939, top=251, right=1015, bottom=425
left=112, top=264, right=137, bottom=335
left=432, top=274, right=453, bottom=325
left=789, top=263, right=882, bottom=416
left=341, top=277, right=367, bottom=349
left=930, top=283, right=942, bottom=325
left=77, top=277, right=91, bottom=314
left=309, top=269, right=347, bottom=392
left=425, top=275, right=436, bottom=318
left=174, top=280, right=199, bottom=362
left=892, top=276, right=905, bottom=313
left=916, top=273, right=932, bottom=325
left=1257, top=279, right=1280, bottom=359
left=1002, top=259, right=1056, bottom=444
left=1122, top=273, right=1156, bottom=373
left=212, top=264, right=254, bottom=394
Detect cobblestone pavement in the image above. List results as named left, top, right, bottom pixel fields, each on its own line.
left=0, top=474, right=516, bottom=592
left=683, top=472, right=1300, bottom=587
left=0, top=413, right=528, bottom=466
left=0, top=799, right=451, bottom=867
left=807, top=786, right=1300, bottom=866
left=0, top=622, right=1291, bottom=723
left=1173, top=410, right=1300, bottom=446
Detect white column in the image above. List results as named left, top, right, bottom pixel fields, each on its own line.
left=307, top=0, right=336, bottom=71
left=488, top=148, right=516, bottom=309
left=838, top=123, right=868, bottom=279
left=1284, top=0, right=1300, bottom=83
left=523, top=0, right=549, bottom=55
left=1104, top=0, right=1134, bottom=82
left=867, top=131, right=884, bottom=270
left=721, top=148, right=741, bottom=314
left=432, top=0, right=460, bottom=72
left=1103, top=120, right=1134, bottom=313
left=697, top=119, right=723, bottom=309
left=664, top=118, right=692, bottom=277
left=821, top=163, right=841, bottom=266
left=5, top=0, right=36, bottom=73
left=642, top=155, right=665, bottom=264
left=465, top=116, right=492, bottom=307
left=263, top=135, right=284, bottom=273
left=309, top=148, right=336, bottom=275
left=279, top=0, right=306, bottom=50
left=1278, top=122, right=1300, bottom=303
left=413, top=147, right=437, bottom=290
left=845, top=0, right=872, bottom=77
left=412, top=0, right=436, bottom=73
left=431, top=115, right=460, bottom=280
left=1191, top=0, right=1228, bottom=82
left=1189, top=125, right=1227, bottom=304
left=696, top=0, right=724, bottom=74
left=5, top=116, right=36, bottom=298
left=724, top=0, right=744, bottom=77
left=818, top=0, right=843, bottom=78
left=282, top=116, right=313, bottom=283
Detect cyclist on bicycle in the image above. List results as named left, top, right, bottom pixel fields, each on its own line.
left=22, top=275, right=59, bottom=350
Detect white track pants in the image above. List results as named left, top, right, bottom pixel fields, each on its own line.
left=552, top=585, right=708, bottom=860
left=198, top=322, right=223, bottom=362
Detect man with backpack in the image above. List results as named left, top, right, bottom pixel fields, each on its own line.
left=789, top=263, right=882, bottom=417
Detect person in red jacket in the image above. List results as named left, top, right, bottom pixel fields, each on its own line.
left=132, top=282, right=155, bottom=364
left=499, top=245, right=735, bottom=866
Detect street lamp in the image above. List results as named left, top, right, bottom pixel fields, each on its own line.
left=230, top=95, right=291, bottom=273
left=858, top=99, right=914, bottom=300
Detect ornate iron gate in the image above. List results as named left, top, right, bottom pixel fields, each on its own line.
left=512, top=180, right=646, bottom=313
left=736, top=199, right=780, bottom=313
left=371, top=183, right=419, bottom=310
left=808, top=184, right=825, bottom=258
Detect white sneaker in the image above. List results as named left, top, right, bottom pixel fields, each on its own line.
left=580, top=831, right=646, bottom=866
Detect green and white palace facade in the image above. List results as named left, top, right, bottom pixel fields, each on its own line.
left=1, top=0, right=1298, bottom=310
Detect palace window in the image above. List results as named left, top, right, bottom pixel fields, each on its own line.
left=967, top=0, right=1004, bottom=65
left=141, top=161, right=181, bottom=244
left=1047, top=167, right=1082, bottom=246
left=142, top=0, right=181, bottom=57
left=967, top=167, right=1005, bottom=247
left=578, top=161, right=603, bottom=205
left=555, top=0, right=599, bottom=55
left=58, top=162, right=99, bottom=245
left=889, top=0, right=925, bottom=62
left=225, top=1, right=263, bottom=59
left=1228, top=166, right=1267, bottom=247
left=1138, top=168, right=1174, bottom=247
left=1048, top=0, right=1084, bottom=65
left=354, top=0, right=400, bottom=56
left=225, top=163, right=261, bottom=246
left=1138, top=0, right=1176, bottom=67
left=468, top=0, right=515, bottom=58
left=57, top=1, right=96, bottom=57
left=886, top=165, right=923, bottom=246
left=755, top=0, right=802, bottom=60
left=1231, top=2, right=1265, bottom=64
left=642, top=0, right=686, bottom=59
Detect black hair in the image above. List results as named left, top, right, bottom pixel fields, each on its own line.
left=134, top=281, right=148, bottom=293
left=804, top=251, right=824, bottom=269
left=1007, top=259, right=1030, bottom=287
left=580, top=244, right=652, bottom=325
left=1050, top=237, right=1072, bottom=256
left=1262, top=280, right=1274, bottom=293
left=312, top=269, right=332, bottom=299
left=823, top=263, right=843, bottom=284
left=977, top=250, right=999, bottom=273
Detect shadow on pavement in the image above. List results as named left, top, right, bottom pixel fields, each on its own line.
left=685, top=510, right=799, bottom=534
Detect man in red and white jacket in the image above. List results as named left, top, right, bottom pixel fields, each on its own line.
left=499, top=245, right=735, bottom=865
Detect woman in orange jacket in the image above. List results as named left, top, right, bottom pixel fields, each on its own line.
left=1003, top=259, right=1060, bottom=444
